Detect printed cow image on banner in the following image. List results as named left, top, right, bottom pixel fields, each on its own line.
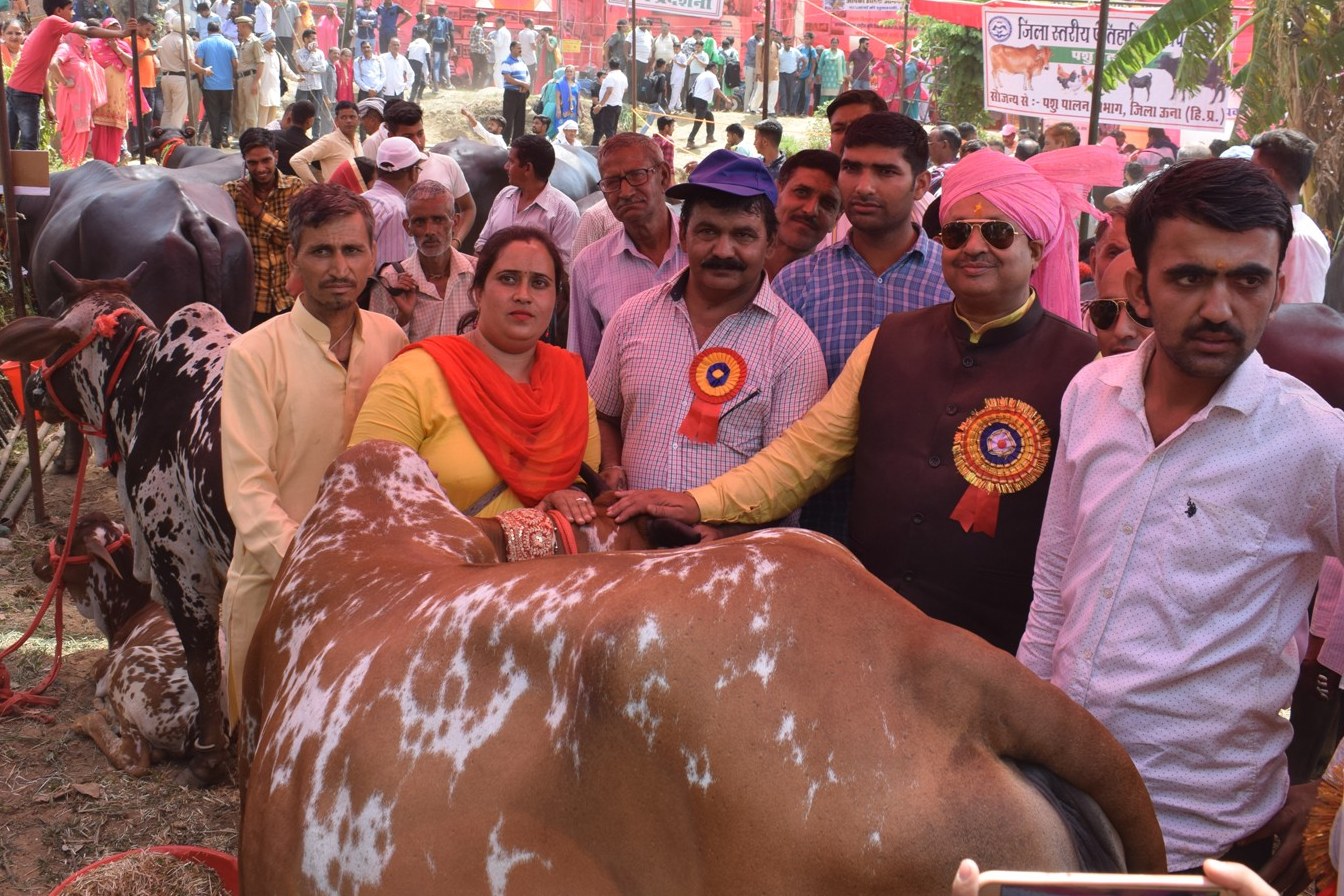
left=981, top=5, right=1241, bottom=134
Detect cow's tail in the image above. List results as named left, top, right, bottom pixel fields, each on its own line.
left=182, top=196, right=224, bottom=309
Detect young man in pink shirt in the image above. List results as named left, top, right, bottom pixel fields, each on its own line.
left=7, top=0, right=134, bottom=150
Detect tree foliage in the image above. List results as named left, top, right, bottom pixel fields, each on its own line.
left=909, top=16, right=992, bottom=127
left=1103, top=0, right=1344, bottom=239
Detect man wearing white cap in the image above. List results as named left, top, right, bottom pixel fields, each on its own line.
left=356, top=95, right=383, bottom=140
left=552, top=118, right=583, bottom=154
left=366, top=135, right=426, bottom=266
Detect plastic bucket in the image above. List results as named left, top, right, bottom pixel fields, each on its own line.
left=0, top=359, right=43, bottom=421
left=47, top=845, right=240, bottom=895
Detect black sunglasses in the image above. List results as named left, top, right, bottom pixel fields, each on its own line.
left=939, top=219, right=1025, bottom=251
left=1083, top=298, right=1151, bottom=330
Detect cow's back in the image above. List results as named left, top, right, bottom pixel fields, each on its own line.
left=242, top=443, right=1161, bottom=895
left=119, top=303, right=236, bottom=604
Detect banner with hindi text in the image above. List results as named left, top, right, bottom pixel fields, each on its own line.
left=981, top=4, right=1241, bottom=133
left=606, top=0, right=725, bottom=20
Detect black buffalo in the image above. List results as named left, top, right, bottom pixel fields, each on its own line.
left=143, top=125, right=240, bottom=172
left=26, top=162, right=253, bottom=333
left=428, top=138, right=601, bottom=251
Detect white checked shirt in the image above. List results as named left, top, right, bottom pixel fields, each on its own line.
left=370, top=249, right=477, bottom=342
left=588, top=268, right=827, bottom=497
left=473, top=183, right=580, bottom=269
left=567, top=209, right=687, bottom=373
left=1019, top=338, right=1344, bottom=870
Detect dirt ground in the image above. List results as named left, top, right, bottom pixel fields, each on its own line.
left=0, top=459, right=240, bottom=895
left=419, top=82, right=831, bottom=166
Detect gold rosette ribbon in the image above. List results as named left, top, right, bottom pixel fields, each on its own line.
left=949, top=397, right=1051, bottom=538
left=679, top=347, right=747, bottom=444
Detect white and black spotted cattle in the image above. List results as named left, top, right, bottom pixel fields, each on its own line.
left=33, top=513, right=198, bottom=776
left=240, top=441, right=1166, bottom=895
left=0, top=264, right=235, bottom=786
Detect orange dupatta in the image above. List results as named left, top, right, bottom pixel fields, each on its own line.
left=407, top=336, right=589, bottom=507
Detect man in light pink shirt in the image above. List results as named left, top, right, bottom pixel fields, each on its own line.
left=568, top=132, right=687, bottom=372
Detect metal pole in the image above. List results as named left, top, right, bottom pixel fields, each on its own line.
left=1087, top=0, right=1109, bottom=145
left=0, top=64, right=49, bottom=526
left=179, top=0, right=199, bottom=134
left=761, top=0, right=771, bottom=116
left=897, top=0, right=909, bottom=101
left=1082, top=0, right=1110, bottom=245
left=629, top=0, right=638, bottom=131
left=129, top=0, right=147, bottom=164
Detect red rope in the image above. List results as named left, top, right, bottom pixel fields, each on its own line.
left=0, top=438, right=91, bottom=722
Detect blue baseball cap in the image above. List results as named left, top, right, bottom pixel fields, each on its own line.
left=666, top=149, right=778, bottom=205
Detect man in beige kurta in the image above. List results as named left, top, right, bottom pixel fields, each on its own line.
left=220, top=185, right=407, bottom=724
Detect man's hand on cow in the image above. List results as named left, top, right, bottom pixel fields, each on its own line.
left=607, top=489, right=700, bottom=525
left=1243, top=779, right=1315, bottom=890
left=539, top=488, right=598, bottom=526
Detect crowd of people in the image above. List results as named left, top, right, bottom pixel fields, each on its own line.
left=9, top=0, right=1344, bottom=884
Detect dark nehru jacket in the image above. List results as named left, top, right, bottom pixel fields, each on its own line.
left=850, top=299, right=1097, bottom=651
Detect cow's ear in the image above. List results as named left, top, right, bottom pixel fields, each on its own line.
left=184, top=126, right=196, bottom=139
left=0, top=316, right=83, bottom=362
left=645, top=518, right=703, bottom=548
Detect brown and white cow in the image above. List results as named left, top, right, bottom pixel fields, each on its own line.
left=0, top=265, right=236, bottom=786
left=990, top=44, right=1052, bottom=91
left=33, top=513, right=197, bottom=776
left=239, top=441, right=1165, bottom=895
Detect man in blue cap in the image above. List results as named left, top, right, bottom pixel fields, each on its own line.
left=588, top=150, right=828, bottom=503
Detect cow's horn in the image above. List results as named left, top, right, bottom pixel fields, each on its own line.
left=123, top=262, right=149, bottom=288
left=84, top=537, right=123, bottom=579
left=48, top=261, right=80, bottom=293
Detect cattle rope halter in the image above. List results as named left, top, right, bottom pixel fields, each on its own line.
left=0, top=439, right=93, bottom=720
left=157, top=136, right=186, bottom=167
left=42, top=307, right=150, bottom=463
left=46, top=528, right=132, bottom=573
left=496, top=507, right=580, bottom=561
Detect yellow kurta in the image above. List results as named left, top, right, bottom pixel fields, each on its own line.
left=349, top=347, right=600, bottom=516
left=220, top=300, right=407, bottom=722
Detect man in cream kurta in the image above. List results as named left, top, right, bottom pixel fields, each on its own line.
left=220, top=188, right=407, bottom=724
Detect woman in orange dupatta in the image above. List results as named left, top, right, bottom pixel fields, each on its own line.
left=351, top=226, right=599, bottom=523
